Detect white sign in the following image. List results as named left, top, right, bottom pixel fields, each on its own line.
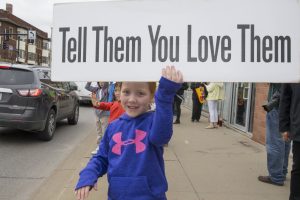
left=28, top=30, right=36, bottom=40
left=52, top=0, right=300, bottom=82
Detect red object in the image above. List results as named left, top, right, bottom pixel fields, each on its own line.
left=17, top=88, right=42, bottom=97
left=0, top=65, right=10, bottom=69
left=94, top=101, right=125, bottom=123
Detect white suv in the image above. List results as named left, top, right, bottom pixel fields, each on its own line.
left=73, top=82, right=92, bottom=104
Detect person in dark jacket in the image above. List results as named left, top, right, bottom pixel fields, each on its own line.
left=173, top=82, right=188, bottom=124
left=279, top=83, right=300, bottom=200
left=258, top=83, right=291, bottom=186
left=190, top=82, right=207, bottom=122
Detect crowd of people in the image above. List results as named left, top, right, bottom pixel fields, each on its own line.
left=75, top=72, right=299, bottom=200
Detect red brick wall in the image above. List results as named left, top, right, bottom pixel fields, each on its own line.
left=252, top=83, right=269, bottom=144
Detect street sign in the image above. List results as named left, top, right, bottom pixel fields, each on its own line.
left=28, top=30, right=36, bottom=40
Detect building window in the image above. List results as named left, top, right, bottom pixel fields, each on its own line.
left=43, top=42, right=49, bottom=50
left=28, top=52, right=36, bottom=61
left=17, top=31, right=27, bottom=42
left=18, top=50, right=25, bottom=59
left=4, top=29, right=9, bottom=41
left=42, top=56, right=48, bottom=64
left=9, top=27, right=13, bottom=39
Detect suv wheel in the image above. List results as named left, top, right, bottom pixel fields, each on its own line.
left=68, top=103, right=79, bottom=125
left=38, top=109, right=56, bottom=141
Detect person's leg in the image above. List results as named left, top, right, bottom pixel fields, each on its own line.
left=198, top=103, right=203, bottom=122
left=191, top=99, right=197, bottom=121
left=290, top=141, right=300, bottom=200
left=194, top=100, right=201, bottom=121
left=176, top=99, right=182, bottom=123
left=211, top=100, right=218, bottom=127
left=99, top=116, right=109, bottom=139
left=265, top=109, right=286, bottom=184
left=206, top=100, right=215, bottom=128
left=283, top=140, right=291, bottom=177
left=95, top=117, right=102, bottom=144
left=91, top=116, right=102, bottom=155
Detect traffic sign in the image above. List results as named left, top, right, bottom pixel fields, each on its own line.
left=28, top=30, right=36, bottom=40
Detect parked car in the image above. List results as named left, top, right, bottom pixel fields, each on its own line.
left=72, top=81, right=92, bottom=105
left=0, top=63, right=79, bottom=141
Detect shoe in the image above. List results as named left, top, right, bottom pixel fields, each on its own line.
left=91, top=150, right=97, bottom=155
left=173, top=121, right=180, bottom=124
left=205, top=125, right=215, bottom=129
left=191, top=119, right=195, bottom=122
left=91, top=146, right=99, bottom=155
left=258, top=176, right=284, bottom=186
left=196, top=120, right=200, bottom=122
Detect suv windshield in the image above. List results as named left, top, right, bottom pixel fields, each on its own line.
left=0, top=68, right=34, bottom=85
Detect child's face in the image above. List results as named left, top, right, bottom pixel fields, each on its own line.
left=114, top=89, right=121, bottom=101
left=120, top=82, right=152, bottom=117
left=98, top=82, right=104, bottom=87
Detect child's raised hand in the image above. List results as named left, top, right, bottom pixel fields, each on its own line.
left=91, top=93, right=98, bottom=107
left=162, top=66, right=183, bottom=83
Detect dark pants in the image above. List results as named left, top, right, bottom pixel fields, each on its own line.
left=174, top=96, right=182, bottom=122
left=290, top=141, right=300, bottom=200
left=191, top=98, right=203, bottom=121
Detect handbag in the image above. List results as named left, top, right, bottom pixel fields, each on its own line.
left=195, top=87, right=206, bottom=104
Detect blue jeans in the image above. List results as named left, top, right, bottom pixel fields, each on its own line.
left=266, top=108, right=291, bottom=184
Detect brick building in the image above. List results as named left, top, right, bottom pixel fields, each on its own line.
left=0, top=3, right=50, bottom=66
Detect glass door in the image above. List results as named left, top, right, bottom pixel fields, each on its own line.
left=231, top=83, right=252, bottom=132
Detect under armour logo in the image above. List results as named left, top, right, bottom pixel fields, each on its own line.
left=112, top=130, right=147, bottom=155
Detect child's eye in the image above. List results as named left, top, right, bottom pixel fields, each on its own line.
left=122, top=90, right=130, bottom=95
left=137, top=91, right=145, bottom=96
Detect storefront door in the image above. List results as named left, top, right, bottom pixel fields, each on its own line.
left=231, top=83, right=253, bottom=132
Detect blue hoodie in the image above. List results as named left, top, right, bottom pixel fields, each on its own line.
left=76, top=77, right=181, bottom=200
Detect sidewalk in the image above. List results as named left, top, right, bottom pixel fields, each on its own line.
left=31, top=108, right=290, bottom=200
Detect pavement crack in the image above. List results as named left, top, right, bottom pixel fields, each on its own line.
left=0, top=176, right=44, bottom=180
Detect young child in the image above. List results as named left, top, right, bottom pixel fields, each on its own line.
left=91, top=82, right=125, bottom=123
left=85, top=81, right=109, bottom=154
left=75, top=66, right=183, bottom=200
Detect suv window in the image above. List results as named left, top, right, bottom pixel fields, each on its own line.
left=0, top=69, right=34, bottom=85
left=37, top=69, right=51, bottom=80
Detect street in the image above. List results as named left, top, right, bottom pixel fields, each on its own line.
left=0, top=106, right=95, bottom=200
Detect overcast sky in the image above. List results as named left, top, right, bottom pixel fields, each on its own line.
left=0, top=0, right=101, bottom=36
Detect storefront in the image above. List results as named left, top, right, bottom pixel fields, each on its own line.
left=184, top=82, right=259, bottom=138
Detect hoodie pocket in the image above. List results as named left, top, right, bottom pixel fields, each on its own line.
left=108, top=176, right=155, bottom=200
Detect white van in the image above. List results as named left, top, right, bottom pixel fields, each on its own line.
left=73, top=82, right=92, bottom=104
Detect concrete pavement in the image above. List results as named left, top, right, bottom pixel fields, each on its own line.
left=31, top=107, right=291, bottom=200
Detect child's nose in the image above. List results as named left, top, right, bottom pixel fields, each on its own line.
left=128, top=95, right=137, bottom=103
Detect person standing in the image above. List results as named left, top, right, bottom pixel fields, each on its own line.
left=190, top=82, right=207, bottom=122
left=85, top=82, right=109, bottom=154
left=205, top=82, right=224, bottom=129
left=279, top=83, right=300, bottom=200
left=258, top=83, right=291, bottom=186
left=173, top=82, right=188, bottom=124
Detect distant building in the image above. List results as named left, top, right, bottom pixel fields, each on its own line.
left=0, top=3, right=50, bottom=66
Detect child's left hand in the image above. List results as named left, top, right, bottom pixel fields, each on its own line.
left=162, top=66, right=183, bottom=83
